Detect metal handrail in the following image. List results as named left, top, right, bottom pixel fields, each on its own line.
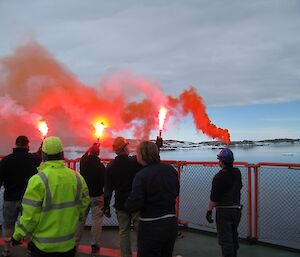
left=1, top=154, right=299, bottom=249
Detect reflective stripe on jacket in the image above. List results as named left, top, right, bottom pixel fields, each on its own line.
left=13, top=160, right=90, bottom=253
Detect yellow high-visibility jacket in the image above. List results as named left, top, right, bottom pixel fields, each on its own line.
left=13, top=160, right=90, bottom=253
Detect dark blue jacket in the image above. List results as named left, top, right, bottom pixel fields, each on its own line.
left=125, top=162, right=180, bottom=218
left=104, top=154, right=142, bottom=210
left=210, top=167, right=243, bottom=206
left=80, top=153, right=105, bottom=197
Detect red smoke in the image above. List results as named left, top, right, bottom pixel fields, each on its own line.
left=177, top=88, right=230, bottom=144
left=0, top=41, right=230, bottom=152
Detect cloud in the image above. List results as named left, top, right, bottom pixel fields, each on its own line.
left=0, top=0, right=300, bottom=107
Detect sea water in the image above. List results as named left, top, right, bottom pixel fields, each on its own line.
left=160, top=144, right=300, bottom=163
left=65, top=143, right=300, bottom=164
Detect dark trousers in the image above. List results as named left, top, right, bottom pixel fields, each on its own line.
left=137, top=217, right=178, bottom=257
left=30, top=242, right=75, bottom=257
left=216, top=208, right=241, bottom=257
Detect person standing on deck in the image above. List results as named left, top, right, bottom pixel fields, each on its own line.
left=0, top=135, right=42, bottom=257
left=75, top=142, right=105, bottom=254
left=104, top=136, right=142, bottom=257
left=206, top=148, right=243, bottom=257
left=12, top=136, right=90, bottom=257
left=125, top=141, right=180, bottom=257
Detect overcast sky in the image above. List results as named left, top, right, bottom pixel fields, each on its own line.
left=0, top=0, right=300, bottom=141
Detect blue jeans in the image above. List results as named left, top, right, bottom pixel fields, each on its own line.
left=2, top=200, right=22, bottom=252
left=2, top=200, right=22, bottom=234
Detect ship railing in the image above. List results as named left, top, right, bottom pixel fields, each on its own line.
left=0, top=156, right=299, bottom=250
left=64, top=158, right=300, bottom=250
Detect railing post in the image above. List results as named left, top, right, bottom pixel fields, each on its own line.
left=65, top=159, right=71, bottom=168
left=254, top=165, right=259, bottom=241
left=176, top=161, right=182, bottom=218
left=247, top=165, right=252, bottom=240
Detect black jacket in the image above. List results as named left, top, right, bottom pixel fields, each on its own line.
left=80, top=153, right=105, bottom=197
left=104, top=154, right=142, bottom=210
left=210, top=167, right=243, bottom=206
left=0, top=147, right=41, bottom=201
left=125, top=162, right=180, bottom=218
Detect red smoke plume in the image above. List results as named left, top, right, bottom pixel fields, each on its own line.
left=177, top=88, right=230, bottom=144
left=0, top=41, right=230, bottom=152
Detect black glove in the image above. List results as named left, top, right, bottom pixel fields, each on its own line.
left=206, top=210, right=214, bottom=223
left=11, top=237, right=22, bottom=246
left=104, top=208, right=111, bottom=218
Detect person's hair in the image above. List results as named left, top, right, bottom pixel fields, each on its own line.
left=15, top=135, right=29, bottom=147
left=138, top=141, right=160, bottom=165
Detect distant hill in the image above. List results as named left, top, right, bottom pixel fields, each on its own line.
left=55, top=137, right=300, bottom=153
left=154, top=138, right=300, bottom=151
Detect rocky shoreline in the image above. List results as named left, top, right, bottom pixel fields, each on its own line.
left=156, top=138, right=300, bottom=151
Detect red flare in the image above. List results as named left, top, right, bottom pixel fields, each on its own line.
left=37, top=120, right=48, bottom=139
left=158, top=107, right=167, bottom=131
left=94, top=121, right=105, bottom=140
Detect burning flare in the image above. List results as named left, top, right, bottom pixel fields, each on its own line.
left=158, top=107, right=167, bottom=131
left=37, top=120, right=48, bottom=139
left=94, top=121, right=105, bottom=140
